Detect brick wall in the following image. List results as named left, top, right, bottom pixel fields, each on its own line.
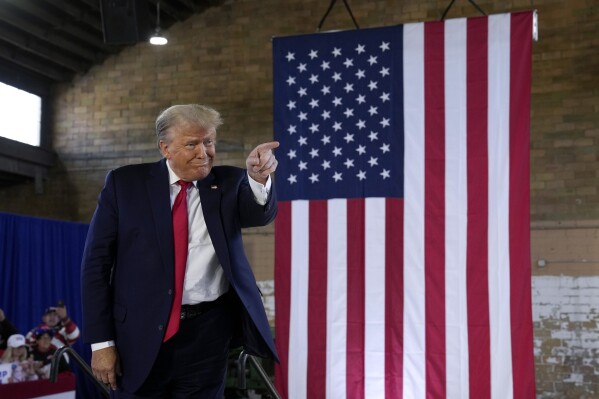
left=533, top=276, right=599, bottom=398
left=529, top=0, right=599, bottom=221
left=531, top=223, right=599, bottom=397
left=532, top=222, right=599, bottom=276
left=0, top=1, right=597, bottom=396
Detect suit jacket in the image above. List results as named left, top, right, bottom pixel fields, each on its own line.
left=81, top=158, right=278, bottom=392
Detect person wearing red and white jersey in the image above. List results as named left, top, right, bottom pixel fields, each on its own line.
left=26, top=304, right=80, bottom=349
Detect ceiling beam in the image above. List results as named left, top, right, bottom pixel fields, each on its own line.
left=0, top=43, right=73, bottom=82
left=0, top=7, right=101, bottom=62
left=0, top=137, right=55, bottom=193
left=0, top=62, right=52, bottom=96
left=0, top=24, right=89, bottom=73
left=41, top=0, right=104, bottom=32
left=4, top=0, right=116, bottom=52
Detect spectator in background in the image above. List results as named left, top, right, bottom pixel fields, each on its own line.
left=0, top=334, right=38, bottom=383
left=26, top=303, right=80, bottom=349
left=14, top=359, right=39, bottom=382
left=0, top=308, right=18, bottom=350
left=0, top=334, right=30, bottom=363
left=30, top=328, right=69, bottom=379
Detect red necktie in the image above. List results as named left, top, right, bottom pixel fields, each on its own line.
left=164, top=180, right=192, bottom=342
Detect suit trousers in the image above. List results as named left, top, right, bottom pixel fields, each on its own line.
left=113, top=294, right=234, bottom=399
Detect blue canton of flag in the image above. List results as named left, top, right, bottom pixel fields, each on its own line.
left=273, top=26, right=404, bottom=201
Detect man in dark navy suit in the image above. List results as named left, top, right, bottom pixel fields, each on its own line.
left=81, top=104, right=279, bottom=398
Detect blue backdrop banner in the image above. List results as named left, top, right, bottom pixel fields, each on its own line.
left=0, top=211, right=101, bottom=399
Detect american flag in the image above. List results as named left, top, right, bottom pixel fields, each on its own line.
left=273, top=12, right=535, bottom=399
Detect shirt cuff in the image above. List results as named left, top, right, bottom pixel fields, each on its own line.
left=248, top=173, right=271, bottom=205
left=91, top=341, right=115, bottom=351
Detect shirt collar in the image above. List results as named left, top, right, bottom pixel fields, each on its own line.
left=165, top=159, right=197, bottom=187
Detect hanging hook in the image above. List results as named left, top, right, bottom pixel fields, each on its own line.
left=440, top=0, right=487, bottom=21
left=317, top=0, right=360, bottom=32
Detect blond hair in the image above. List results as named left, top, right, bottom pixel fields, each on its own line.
left=0, top=345, right=29, bottom=363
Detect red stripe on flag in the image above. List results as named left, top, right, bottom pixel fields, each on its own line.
left=274, top=201, right=292, bottom=399
left=346, top=199, right=365, bottom=399
left=509, top=12, right=536, bottom=399
left=424, top=21, right=446, bottom=398
left=385, top=198, right=404, bottom=398
left=307, top=200, right=328, bottom=398
left=466, top=16, right=491, bottom=398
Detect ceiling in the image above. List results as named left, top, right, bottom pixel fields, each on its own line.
left=0, top=0, right=223, bottom=96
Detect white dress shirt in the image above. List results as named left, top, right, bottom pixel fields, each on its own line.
left=91, top=162, right=271, bottom=351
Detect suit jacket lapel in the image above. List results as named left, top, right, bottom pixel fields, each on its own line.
left=146, top=159, right=174, bottom=282
left=198, top=174, right=232, bottom=276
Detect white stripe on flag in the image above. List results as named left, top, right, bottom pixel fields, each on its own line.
left=289, top=200, right=309, bottom=399
left=365, top=198, right=386, bottom=399
left=488, top=14, right=514, bottom=399
left=403, top=21, right=426, bottom=399
left=327, top=199, right=347, bottom=399
left=444, top=18, right=470, bottom=399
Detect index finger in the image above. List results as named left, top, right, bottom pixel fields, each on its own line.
left=255, top=141, right=280, bottom=154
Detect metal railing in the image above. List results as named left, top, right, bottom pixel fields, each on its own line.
left=50, top=345, right=110, bottom=398
left=50, top=346, right=281, bottom=399
left=237, top=350, right=282, bottom=399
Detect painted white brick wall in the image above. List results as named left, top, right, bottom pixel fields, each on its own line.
left=533, top=276, right=599, bottom=399
left=257, top=280, right=275, bottom=323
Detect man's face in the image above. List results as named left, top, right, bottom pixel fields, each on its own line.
left=43, top=311, right=59, bottom=327
left=159, top=123, right=216, bottom=182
